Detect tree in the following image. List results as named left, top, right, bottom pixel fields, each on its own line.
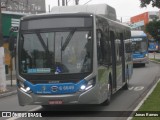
left=140, top=0, right=160, bottom=8
left=145, top=20, right=160, bottom=40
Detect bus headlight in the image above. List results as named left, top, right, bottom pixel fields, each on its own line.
left=80, top=85, right=86, bottom=90
left=79, top=79, right=95, bottom=92
left=18, top=80, right=32, bottom=93
left=20, top=87, right=31, bottom=93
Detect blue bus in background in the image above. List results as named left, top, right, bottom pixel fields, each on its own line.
left=131, top=31, right=149, bottom=66
left=148, top=39, right=159, bottom=52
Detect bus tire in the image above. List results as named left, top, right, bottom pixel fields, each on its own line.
left=142, top=63, right=145, bottom=67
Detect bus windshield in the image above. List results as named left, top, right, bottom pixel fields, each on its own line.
left=19, top=29, right=92, bottom=74
left=132, top=37, right=147, bottom=53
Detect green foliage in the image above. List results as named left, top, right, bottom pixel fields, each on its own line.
left=145, top=20, right=160, bottom=40
left=140, top=0, right=160, bottom=8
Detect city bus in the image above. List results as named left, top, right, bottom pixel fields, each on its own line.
left=131, top=30, right=149, bottom=66
left=15, top=4, right=133, bottom=107
left=148, top=39, right=159, bottom=52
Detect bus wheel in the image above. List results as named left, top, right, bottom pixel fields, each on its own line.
left=101, top=82, right=112, bottom=106
left=142, top=63, right=145, bottom=67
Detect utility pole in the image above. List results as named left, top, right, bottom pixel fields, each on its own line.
left=48, top=5, right=51, bottom=12
left=62, top=0, right=65, bottom=6
left=58, top=0, right=60, bottom=6
left=75, top=0, right=79, bottom=5
left=58, top=0, right=69, bottom=6
left=0, top=0, right=7, bottom=92
left=66, top=0, right=68, bottom=6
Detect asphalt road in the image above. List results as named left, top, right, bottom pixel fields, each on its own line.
left=0, top=62, right=160, bottom=120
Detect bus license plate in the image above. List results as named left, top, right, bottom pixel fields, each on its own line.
left=49, top=100, right=63, bottom=105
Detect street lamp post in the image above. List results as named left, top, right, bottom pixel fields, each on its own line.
left=0, top=0, right=7, bottom=92
left=58, top=0, right=60, bottom=6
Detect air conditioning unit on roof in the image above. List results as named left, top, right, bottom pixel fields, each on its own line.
left=51, top=4, right=117, bottom=21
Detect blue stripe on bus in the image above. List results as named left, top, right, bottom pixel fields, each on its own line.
left=24, top=80, right=87, bottom=95
left=133, top=51, right=148, bottom=58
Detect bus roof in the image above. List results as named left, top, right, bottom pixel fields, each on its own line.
left=51, top=4, right=117, bottom=21
left=131, top=30, right=147, bottom=37
left=21, top=12, right=94, bottom=21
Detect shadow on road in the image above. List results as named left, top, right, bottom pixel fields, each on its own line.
left=133, top=64, right=146, bottom=68
left=34, top=103, right=132, bottom=117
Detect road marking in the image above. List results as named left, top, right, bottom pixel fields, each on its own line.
left=128, top=87, right=134, bottom=90
left=134, top=86, right=144, bottom=91
left=6, top=106, right=42, bottom=120
left=128, top=86, right=144, bottom=91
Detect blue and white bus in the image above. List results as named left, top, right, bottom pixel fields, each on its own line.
left=148, top=39, right=159, bottom=52
left=131, top=31, right=149, bottom=66
left=15, top=4, right=133, bottom=107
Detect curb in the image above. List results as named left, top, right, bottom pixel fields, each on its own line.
left=0, top=90, right=17, bottom=98
left=149, top=60, right=160, bottom=64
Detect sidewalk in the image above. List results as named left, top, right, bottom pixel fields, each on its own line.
left=0, top=74, right=17, bottom=98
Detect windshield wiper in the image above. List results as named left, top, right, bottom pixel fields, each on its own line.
left=36, top=32, right=49, bottom=52
left=61, top=28, right=76, bottom=51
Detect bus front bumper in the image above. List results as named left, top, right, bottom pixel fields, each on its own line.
left=17, top=84, right=100, bottom=106
left=133, top=57, right=149, bottom=64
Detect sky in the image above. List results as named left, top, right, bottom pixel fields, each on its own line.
left=45, top=0, right=160, bottom=22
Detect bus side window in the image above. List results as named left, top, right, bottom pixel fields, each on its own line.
left=97, top=29, right=111, bottom=65
left=97, top=30, right=103, bottom=64
left=105, top=39, right=112, bottom=64
left=101, top=36, right=111, bottom=65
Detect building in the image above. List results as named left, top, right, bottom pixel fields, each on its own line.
left=1, top=11, right=28, bottom=74
left=1, top=0, right=46, bottom=74
left=1, top=0, right=46, bottom=14
left=130, top=11, right=160, bottom=30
